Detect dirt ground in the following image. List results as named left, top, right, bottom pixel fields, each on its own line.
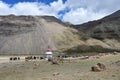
left=0, top=54, right=120, bottom=80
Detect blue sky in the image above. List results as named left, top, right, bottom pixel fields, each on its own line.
left=3, top=0, right=66, bottom=5
left=0, top=0, right=120, bottom=24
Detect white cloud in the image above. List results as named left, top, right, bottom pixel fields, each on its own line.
left=63, top=0, right=120, bottom=24
left=65, top=0, right=120, bottom=12
left=12, top=2, right=41, bottom=15
left=0, top=1, right=12, bottom=15
left=0, top=0, right=65, bottom=17
left=50, top=0, right=66, bottom=13
left=63, top=8, right=107, bottom=24
left=0, top=0, right=120, bottom=24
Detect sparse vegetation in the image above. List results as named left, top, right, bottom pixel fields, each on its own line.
left=0, top=54, right=120, bottom=80
left=64, top=45, right=120, bottom=55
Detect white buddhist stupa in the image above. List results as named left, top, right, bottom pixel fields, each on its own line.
left=45, top=46, right=53, bottom=60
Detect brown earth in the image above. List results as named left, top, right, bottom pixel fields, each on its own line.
left=0, top=54, right=120, bottom=80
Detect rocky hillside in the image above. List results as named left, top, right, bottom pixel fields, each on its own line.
left=0, top=15, right=82, bottom=54
left=0, top=10, right=120, bottom=54
left=68, top=10, right=120, bottom=52
left=72, top=10, right=120, bottom=40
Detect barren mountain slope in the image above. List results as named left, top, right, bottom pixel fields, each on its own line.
left=0, top=10, right=120, bottom=55
left=70, top=10, right=120, bottom=51
left=0, top=15, right=82, bottom=54
left=72, top=10, right=120, bottom=40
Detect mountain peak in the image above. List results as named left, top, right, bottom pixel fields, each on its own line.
left=102, top=10, right=120, bottom=21
left=72, top=10, right=120, bottom=40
